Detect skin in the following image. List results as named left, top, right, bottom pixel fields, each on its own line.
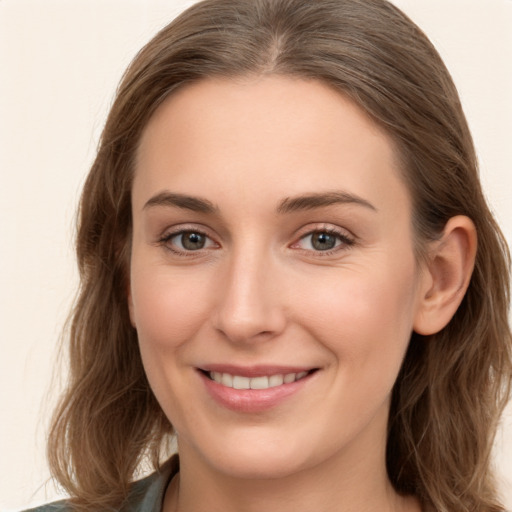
left=128, top=76, right=476, bottom=512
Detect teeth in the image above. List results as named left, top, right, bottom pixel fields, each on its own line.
left=250, top=376, right=269, bottom=389
left=209, top=371, right=310, bottom=389
left=284, top=373, right=296, bottom=384
left=221, top=373, right=233, bottom=387
left=268, top=374, right=284, bottom=387
left=233, top=376, right=250, bottom=389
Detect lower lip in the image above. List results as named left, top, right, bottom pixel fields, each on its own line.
left=199, top=371, right=315, bottom=413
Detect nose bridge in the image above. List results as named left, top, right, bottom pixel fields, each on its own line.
left=214, top=239, right=285, bottom=343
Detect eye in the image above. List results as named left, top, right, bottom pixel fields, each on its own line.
left=294, top=229, right=354, bottom=252
left=161, top=230, right=217, bottom=252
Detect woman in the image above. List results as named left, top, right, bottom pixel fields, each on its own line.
left=27, top=0, right=511, bottom=511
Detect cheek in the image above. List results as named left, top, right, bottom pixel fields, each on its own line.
left=296, top=257, right=419, bottom=372
left=129, top=264, right=214, bottom=430
left=130, top=264, right=213, bottom=352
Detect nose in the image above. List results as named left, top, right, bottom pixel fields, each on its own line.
left=212, top=247, right=287, bottom=344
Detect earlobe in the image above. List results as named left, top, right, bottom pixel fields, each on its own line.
left=413, top=215, right=477, bottom=335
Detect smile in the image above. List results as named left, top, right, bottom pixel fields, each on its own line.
left=208, top=370, right=311, bottom=389
left=199, top=366, right=319, bottom=412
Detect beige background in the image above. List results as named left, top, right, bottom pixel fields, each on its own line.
left=0, top=0, right=511, bottom=510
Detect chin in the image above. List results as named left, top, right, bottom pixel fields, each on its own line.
left=189, top=428, right=321, bottom=480
left=214, top=451, right=309, bottom=480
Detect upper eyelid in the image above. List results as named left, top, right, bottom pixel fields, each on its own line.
left=159, top=223, right=214, bottom=239
left=293, top=223, right=355, bottom=240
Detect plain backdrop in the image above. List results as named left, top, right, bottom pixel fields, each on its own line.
left=1, top=0, right=511, bottom=510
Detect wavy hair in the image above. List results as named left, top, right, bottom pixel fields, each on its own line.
left=48, top=1, right=512, bottom=510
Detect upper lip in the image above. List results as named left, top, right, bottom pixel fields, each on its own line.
left=198, top=364, right=318, bottom=377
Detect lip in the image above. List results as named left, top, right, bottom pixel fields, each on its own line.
left=199, top=364, right=315, bottom=377
left=198, top=365, right=318, bottom=413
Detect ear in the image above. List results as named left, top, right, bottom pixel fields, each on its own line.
left=413, top=215, right=477, bottom=335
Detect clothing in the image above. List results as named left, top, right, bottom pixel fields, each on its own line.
left=23, top=456, right=179, bottom=512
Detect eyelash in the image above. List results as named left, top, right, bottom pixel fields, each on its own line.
left=292, top=227, right=355, bottom=256
left=157, top=226, right=355, bottom=256
left=158, top=228, right=216, bottom=257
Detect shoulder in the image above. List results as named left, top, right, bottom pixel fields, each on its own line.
left=21, top=456, right=179, bottom=512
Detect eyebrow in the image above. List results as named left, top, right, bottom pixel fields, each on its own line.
left=277, top=191, right=377, bottom=214
left=143, top=191, right=218, bottom=213
left=143, top=190, right=376, bottom=215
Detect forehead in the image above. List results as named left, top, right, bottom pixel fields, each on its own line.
left=133, top=76, right=410, bottom=218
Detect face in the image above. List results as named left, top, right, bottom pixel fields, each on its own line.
left=129, top=76, right=429, bottom=480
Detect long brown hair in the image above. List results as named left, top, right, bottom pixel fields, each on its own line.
left=48, top=1, right=512, bottom=510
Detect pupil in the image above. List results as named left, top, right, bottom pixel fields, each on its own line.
left=182, top=232, right=205, bottom=250
left=312, top=232, right=336, bottom=251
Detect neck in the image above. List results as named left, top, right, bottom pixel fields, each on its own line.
left=163, top=435, right=421, bottom=512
